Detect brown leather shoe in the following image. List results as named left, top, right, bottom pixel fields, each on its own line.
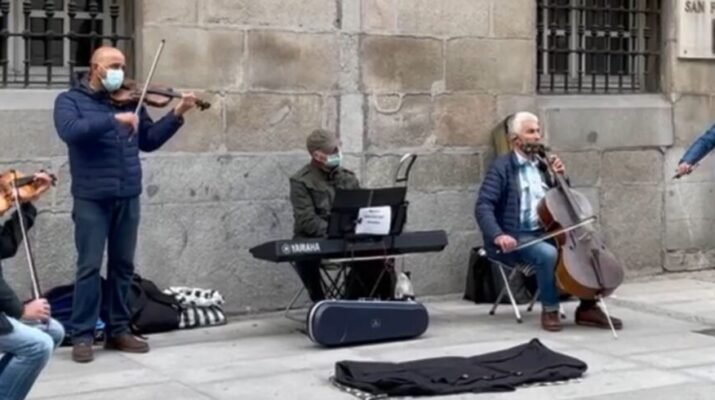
left=72, top=342, right=94, bottom=363
left=104, top=334, right=150, bottom=353
left=541, top=311, right=562, bottom=332
left=575, top=306, right=623, bottom=330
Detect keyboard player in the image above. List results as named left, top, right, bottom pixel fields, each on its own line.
left=289, top=129, right=394, bottom=302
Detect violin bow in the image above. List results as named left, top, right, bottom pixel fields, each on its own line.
left=9, top=171, right=41, bottom=300
left=129, top=39, right=166, bottom=141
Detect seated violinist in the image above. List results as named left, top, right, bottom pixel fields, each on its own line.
left=475, top=112, right=623, bottom=332
left=0, top=171, right=65, bottom=400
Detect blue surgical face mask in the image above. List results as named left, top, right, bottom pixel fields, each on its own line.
left=325, top=151, right=342, bottom=168
left=101, top=67, right=124, bottom=92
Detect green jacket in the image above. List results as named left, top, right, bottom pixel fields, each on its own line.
left=289, top=162, right=359, bottom=238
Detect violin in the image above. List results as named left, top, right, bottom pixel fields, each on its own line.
left=522, top=143, right=625, bottom=303
left=111, top=78, right=211, bottom=111
left=0, top=170, right=56, bottom=216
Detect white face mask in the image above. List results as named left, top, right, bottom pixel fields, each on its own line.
left=100, top=67, right=124, bottom=92
left=325, top=150, right=342, bottom=168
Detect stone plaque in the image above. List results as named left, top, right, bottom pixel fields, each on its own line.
left=679, top=0, right=715, bottom=58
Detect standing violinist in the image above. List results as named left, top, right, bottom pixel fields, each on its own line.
left=53, top=46, right=198, bottom=363
left=475, top=111, right=623, bottom=332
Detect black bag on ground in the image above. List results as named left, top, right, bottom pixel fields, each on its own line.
left=127, top=274, right=181, bottom=334
left=344, top=259, right=397, bottom=300
left=463, top=247, right=536, bottom=304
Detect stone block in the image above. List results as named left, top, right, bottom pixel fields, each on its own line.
left=673, top=94, right=715, bottom=146
left=601, top=185, right=662, bottom=272
left=52, top=158, right=72, bottom=212
left=496, top=95, right=538, bottom=121
left=142, top=0, right=197, bottom=25
left=493, top=0, right=536, bottom=38
left=2, top=213, right=76, bottom=297
left=396, top=0, right=489, bottom=37
left=539, top=95, right=674, bottom=151
left=665, top=249, right=715, bottom=272
left=339, top=34, right=360, bottom=92
left=339, top=94, right=365, bottom=153
left=139, top=154, right=307, bottom=205
left=405, top=190, right=478, bottom=232
left=558, top=151, right=601, bottom=186
left=433, top=94, right=496, bottom=147
left=135, top=201, right=298, bottom=314
left=367, top=95, right=432, bottom=150
left=365, top=152, right=481, bottom=191
left=673, top=60, right=715, bottom=94
left=225, top=94, right=323, bottom=152
left=0, top=110, right=66, bottom=158
left=361, top=36, right=443, bottom=92
left=665, top=182, right=715, bottom=222
left=665, top=218, right=715, bottom=251
left=247, top=31, right=339, bottom=91
left=665, top=182, right=715, bottom=253
left=602, top=150, right=663, bottom=185
left=141, top=27, right=244, bottom=90
left=362, top=0, right=397, bottom=32
left=202, top=0, right=337, bottom=31
left=146, top=93, right=225, bottom=153
left=341, top=0, right=361, bottom=32
left=446, top=39, right=533, bottom=93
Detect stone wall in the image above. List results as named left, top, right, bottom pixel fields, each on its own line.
left=0, top=1, right=712, bottom=314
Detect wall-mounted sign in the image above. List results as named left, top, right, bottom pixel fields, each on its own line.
left=679, top=0, right=715, bottom=58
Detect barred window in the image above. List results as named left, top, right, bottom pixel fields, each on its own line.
left=0, top=0, right=134, bottom=88
left=537, top=0, right=661, bottom=94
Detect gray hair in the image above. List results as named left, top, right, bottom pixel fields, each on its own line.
left=507, top=111, right=539, bottom=139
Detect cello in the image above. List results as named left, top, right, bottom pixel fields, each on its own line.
left=521, top=143, right=625, bottom=337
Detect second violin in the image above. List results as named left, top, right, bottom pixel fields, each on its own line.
left=0, top=170, right=56, bottom=216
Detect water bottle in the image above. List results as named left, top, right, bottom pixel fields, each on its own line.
left=394, top=271, right=415, bottom=300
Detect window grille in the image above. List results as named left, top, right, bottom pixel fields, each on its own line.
left=536, top=0, right=661, bottom=94
left=0, top=0, right=133, bottom=88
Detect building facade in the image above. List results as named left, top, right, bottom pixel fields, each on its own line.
left=0, top=0, right=708, bottom=313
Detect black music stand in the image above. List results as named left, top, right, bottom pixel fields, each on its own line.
left=325, top=187, right=407, bottom=300
left=327, top=187, right=408, bottom=240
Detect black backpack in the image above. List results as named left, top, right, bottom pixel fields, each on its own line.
left=127, top=274, right=181, bottom=335
left=463, top=247, right=536, bottom=304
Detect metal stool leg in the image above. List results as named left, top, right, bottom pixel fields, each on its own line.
left=490, top=265, right=522, bottom=323
left=284, top=287, right=306, bottom=322
left=527, top=288, right=539, bottom=312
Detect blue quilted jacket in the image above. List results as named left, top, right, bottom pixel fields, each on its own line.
left=475, top=152, right=557, bottom=253
left=53, top=73, right=184, bottom=200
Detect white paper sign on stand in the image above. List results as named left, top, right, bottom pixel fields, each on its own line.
left=354, top=206, right=392, bottom=235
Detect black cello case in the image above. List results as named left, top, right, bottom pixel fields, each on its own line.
left=307, top=299, right=429, bottom=347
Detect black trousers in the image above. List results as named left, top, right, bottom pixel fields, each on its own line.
left=292, top=259, right=395, bottom=302
left=69, top=197, right=139, bottom=343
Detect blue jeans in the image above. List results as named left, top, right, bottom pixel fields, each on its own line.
left=69, top=197, right=139, bottom=343
left=0, top=317, right=64, bottom=400
left=491, top=230, right=560, bottom=312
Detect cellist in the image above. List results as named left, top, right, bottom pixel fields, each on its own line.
left=475, top=111, right=623, bottom=332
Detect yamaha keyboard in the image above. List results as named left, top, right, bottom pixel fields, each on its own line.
left=250, top=230, right=448, bottom=263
